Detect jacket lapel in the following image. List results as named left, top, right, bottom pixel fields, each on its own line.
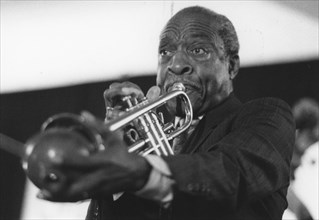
left=181, top=94, right=242, bottom=154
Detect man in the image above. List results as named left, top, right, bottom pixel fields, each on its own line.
left=39, top=6, right=295, bottom=220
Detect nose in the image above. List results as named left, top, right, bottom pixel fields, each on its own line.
left=168, top=52, right=193, bottom=75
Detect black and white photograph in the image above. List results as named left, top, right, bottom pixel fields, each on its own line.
left=0, top=1, right=318, bottom=220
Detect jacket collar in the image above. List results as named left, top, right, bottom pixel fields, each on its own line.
left=182, top=93, right=242, bottom=154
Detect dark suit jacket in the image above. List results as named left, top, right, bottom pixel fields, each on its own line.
left=86, top=95, right=295, bottom=220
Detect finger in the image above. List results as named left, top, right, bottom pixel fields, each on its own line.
left=80, top=111, right=96, bottom=123
left=57, top=131, right=126, bottom=169
left=104, top=82, right=144, bottom=107
left=67, top=167, right=130, bottom=199
left=146, top=86, right=161, bottom=101
left=105, top=106, right=126, bottom=121
left=109, top=81, right=142, bottom=91
left=122, top=87, right=144, bottom=100
left=81, top=111, right=109, bottom=134
left=37, top=189, right=83, bottom=202
left=80, top=112, right=124, bottom=144
left=37, top=189, right=53, bottom=200
left=66, top=169, right=108, bottom=199
left=105, top=87, right=144, bottom=103
left=109, top=82, right=121, bottom=89
left=80, top=111, right=126, bottom=151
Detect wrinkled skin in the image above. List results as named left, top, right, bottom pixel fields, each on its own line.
left=156, top=10, right=239, bottom=117
left=37, top=8, right=240, bottom=202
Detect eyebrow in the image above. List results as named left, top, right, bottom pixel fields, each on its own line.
left=158, top=40, right=171, bottom=51
left=158, top=34, right=177, bottom=50
left=158, top=32, right=222, bottom=52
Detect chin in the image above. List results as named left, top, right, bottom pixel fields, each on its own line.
left=189, top=97, right=204, bottom=115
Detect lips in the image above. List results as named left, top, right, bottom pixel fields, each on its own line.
left=165, top=80, right=201, bottom=93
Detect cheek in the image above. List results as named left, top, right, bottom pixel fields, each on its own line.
left=197, top=64, right=227, bottom=103
left=184, top=88, right=205, bottom=116
left=204, top=74, right=226, bottom=100
left=156, top=67, right=166, bottom=87
left=203, top=62, right=228, bottom=90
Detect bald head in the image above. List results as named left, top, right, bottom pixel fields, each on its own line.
left=161, top=6, right=239, bottom=58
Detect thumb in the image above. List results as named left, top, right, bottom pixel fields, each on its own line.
left=146, top=86, right=161, bottom=102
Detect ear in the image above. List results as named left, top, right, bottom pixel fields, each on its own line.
left=228, top=55, right=240, bottom=80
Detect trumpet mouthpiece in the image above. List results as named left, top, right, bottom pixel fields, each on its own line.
left=172, top=83, right=185, bottom=91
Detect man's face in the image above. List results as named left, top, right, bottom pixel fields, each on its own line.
left=156, top=11, right=233, bottom=117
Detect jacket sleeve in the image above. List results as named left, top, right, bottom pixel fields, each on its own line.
left=163, top=98, right=295, bottom=213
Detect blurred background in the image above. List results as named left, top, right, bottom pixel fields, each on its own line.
left=0, top=1, right=318, bottom=219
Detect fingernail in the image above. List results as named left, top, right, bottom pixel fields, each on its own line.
left=36, top=190, right=51, bottom=200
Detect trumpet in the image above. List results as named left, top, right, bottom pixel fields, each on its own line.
left=22, top=83, right=192, bottom=197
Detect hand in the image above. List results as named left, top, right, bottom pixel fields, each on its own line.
left=103, top=82, right=143, bottom=120
left=37, top=112, right=152, bottom=202
left=103, top=81, right=161, bottom=120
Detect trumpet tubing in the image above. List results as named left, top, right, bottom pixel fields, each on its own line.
left=22, top=83, right=193, bottom=196
left=105, top=83, right=192, bottom=156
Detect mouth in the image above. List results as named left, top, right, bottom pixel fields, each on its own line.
left=164, top=80, right=202, bottom=94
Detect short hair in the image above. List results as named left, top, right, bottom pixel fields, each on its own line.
left=293, top=98, right=319, bottom=130
left=168, top=6, right=240, bottom=58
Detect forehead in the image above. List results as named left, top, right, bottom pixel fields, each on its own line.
left=160, top=11, right=220, bottom=44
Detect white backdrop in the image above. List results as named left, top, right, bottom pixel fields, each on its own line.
left=1, top=1, right=318, bottom=93
left=0, top=1, right=318, bottom=219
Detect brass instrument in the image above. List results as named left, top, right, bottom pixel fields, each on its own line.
left=21, top=83, right=192, bottom=199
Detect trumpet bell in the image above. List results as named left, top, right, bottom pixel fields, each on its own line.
left=23, top=114, right=103, bottom=200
